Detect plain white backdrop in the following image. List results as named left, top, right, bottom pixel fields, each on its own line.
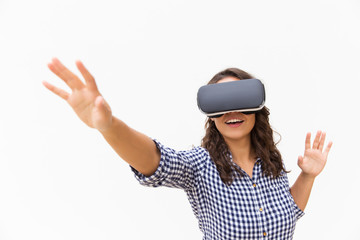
left=0, top=0, right=359, bottom=239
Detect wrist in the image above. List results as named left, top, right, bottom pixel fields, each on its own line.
left=98, top=116, right=117, bottom=135
left=300, top=171, right=316, bottom=181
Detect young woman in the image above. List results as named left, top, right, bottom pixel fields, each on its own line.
left=43, top=58, right=332, bottom=240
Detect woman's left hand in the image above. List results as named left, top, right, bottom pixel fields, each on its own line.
left=298, top=131, right=333, bottom=178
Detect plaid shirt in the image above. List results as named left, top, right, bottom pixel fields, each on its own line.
left=131, top=139, right=304, bottom=240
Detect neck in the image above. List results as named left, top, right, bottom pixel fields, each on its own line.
left=225, top=135, right=256, bottom=165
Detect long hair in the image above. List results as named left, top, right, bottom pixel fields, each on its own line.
left=201, top=68, right=286, bottom=185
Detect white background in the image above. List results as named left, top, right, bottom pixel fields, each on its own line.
left=0, top=0, right=359, bottom=239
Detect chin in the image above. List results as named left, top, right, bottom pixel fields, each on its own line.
left=222, top=131, right=251, bottom=142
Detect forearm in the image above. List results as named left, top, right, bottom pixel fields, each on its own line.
left=99, top=116, right=160, bottom=176
left=290, top=172, right=315, bottom=211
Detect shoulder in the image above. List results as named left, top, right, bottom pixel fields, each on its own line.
left=178, top=146, right=211, bottom=169
left=178, top=145, right=209, bottom=158
left=153, top=139, right=211, bottom=169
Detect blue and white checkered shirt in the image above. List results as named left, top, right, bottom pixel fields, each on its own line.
left=131, top=139, right=304, bottom=240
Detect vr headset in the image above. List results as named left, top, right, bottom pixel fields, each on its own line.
left=197, top=79, right=265, bottom=118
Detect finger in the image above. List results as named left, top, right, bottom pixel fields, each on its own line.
left=318, top=132, right=326, bottom=151
left=42, top=81, right=70, bottom=100
left=324, top=141, right=333, bottom=157
left=305, top=132, right=311, bottom=150
left=76, top=60, right=99, bottom=92
left=312, top=130, right=322, bottom=149
left=48, top=58, right=85, bottom=90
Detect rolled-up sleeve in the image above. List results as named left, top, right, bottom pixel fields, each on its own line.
left=293, top=202, right=305, bottom=220
left=130, top=139, right=200, bottom=190
left=282, top=172, right=305, bottom=220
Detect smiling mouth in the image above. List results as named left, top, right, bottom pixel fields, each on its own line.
left=225, top=119, right=245, bottom=125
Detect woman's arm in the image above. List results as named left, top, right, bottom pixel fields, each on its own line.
left=99, top=116, right=160, bottom=176
left=43, top=58, right=160, bottom=176
left=290, top=172, right=315, bottom=211
left=290, top=131, right=332, bottom=211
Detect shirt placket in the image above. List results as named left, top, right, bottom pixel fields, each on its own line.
left=230, top=155, right=270, bottom=239
left=250, top=160, right=269, bottom=239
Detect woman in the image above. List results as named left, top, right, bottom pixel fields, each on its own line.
left=43, top=58, right=332, bottom=240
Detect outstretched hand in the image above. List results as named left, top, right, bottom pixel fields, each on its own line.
left=43, top=58, right=113, bottom=131
left=298, top=131, right=333, bottom=178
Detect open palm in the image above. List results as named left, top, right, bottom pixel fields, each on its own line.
left=298, top=131, right=333, bottom=178
left=43, top=58, right=112, bottom=131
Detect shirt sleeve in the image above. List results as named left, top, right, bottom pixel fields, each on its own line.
left=130, top=139, right=203, bottom=191
left=293, top=201, right=305, bottom=220
left=282, top=172, right=305, bottom=220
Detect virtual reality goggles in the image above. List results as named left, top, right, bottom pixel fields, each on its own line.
left=197, top=79, right=266, bottom=118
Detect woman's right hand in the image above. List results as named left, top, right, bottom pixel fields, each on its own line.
left=43, top=58, right=113, bottom=132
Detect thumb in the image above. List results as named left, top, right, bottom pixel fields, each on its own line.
left=95, top=95, right=103, bottom=108
left=92, top=95, right=112, bottom=131
left=297, top=155, right=304, bottom=167
left=95, top=95, right=111, bottom=112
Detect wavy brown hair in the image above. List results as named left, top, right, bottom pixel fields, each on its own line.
left=201, top=68, right=287, bottom=185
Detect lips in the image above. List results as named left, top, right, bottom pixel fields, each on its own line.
left=225, top=118, right=245, bottom=128
left=225, top=119, right=245, bottom=124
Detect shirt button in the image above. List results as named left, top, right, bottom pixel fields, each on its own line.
left=253, top=183, right=256, bottom=187
left=259, top=208, right=263, bottom=212
left=263, top=232, right=267, bottom=236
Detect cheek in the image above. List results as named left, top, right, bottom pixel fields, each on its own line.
left=248, top=115, right=256, bottom=126
left=212, top=119, right=220, bottom=129
left=212, top=119, right=225, bottom=132
left=247, top=115, right=256, bottom=130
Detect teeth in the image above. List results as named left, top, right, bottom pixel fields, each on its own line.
left=226, top=119, right=244, bottom=124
